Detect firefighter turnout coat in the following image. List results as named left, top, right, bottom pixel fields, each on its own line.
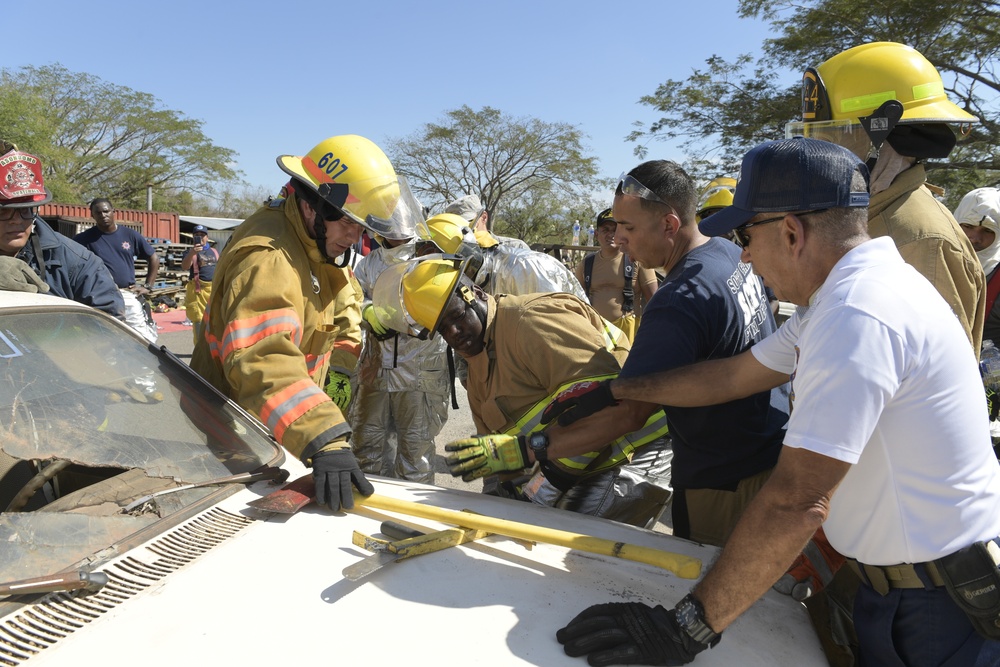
left=191, top=193, right=363, bottom=463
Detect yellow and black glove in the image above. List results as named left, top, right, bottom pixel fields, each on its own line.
left=325, top=370, right=352, bottom=410
left=444, top=434, right=529, bottom=482
left=362, top=304, right=388, bottom=336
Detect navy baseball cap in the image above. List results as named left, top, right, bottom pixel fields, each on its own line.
left=192, top=225, right=208, bottom=234
left=699, top=136, right=870, bottom=237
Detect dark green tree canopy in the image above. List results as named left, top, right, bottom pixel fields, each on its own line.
left=0, top=64, right=241, bottom=211
left=388, top=106, right=604, bottom=245
left=631, top=0, right=1000, bottom=205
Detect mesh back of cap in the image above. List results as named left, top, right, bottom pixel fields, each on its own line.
left=738, top=138, right=866, bottom=212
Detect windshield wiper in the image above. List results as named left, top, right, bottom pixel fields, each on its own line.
left=0, top=570, right=108, bottom=596
left=121, top=467, right=289, bottom=513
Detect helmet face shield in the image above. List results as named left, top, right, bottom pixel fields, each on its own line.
left=340, top=172, right=400, bottom=229
left=365, top=176, right=421, bottom=241
left=786, top=119, right=873, bottom=162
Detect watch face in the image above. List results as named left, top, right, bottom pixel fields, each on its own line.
left=675, top=599, right=698, bottom=628
left=528, top=433, right=549, bottom=459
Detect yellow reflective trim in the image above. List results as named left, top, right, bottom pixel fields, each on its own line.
left=840, top=90, right=896, bottom=114
left=555, top=410, right=670, bottom=471
left=504, top=373, right=619, bottom=436
left=501, top=373, right=670, bottom=475
left=912, top=80, right=943, bottom=100
left=601, top=317, right=626, bottom=352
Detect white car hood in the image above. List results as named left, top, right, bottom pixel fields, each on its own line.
left=6, top=467, right=825, bottom=666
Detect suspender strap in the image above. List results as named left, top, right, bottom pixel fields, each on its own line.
left=30, top=232, right=47, bottom=283
left=585, top=252, right=635, bottom=313
left=622, top=253, right=634, bottom=313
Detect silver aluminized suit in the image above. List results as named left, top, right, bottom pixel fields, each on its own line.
left=475, top=244, right=587, bottom=301
left=350, top=242, right=449, bottom=483
left=454, top=244, right=589, bottom=387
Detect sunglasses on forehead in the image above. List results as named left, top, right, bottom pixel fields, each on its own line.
left=616, top=173, right=669, bottom=206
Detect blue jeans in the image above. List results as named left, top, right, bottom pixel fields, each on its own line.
left=855, top=582, right=1000, bottom=666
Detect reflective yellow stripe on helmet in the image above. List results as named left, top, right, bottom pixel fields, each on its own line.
left=840, top=90, right=897, bottom=116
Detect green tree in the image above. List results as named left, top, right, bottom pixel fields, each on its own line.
left=630, top=0, right=1000, bottom=205
left=190, top=183, right=273, bottom=219
left=0, top=64, right=241, bottom=211
left=387, top=106, right=602, bottom=244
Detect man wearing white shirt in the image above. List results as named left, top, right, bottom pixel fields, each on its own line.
left=551, top=137, right=1000, bottom=666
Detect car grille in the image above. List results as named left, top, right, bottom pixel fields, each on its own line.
left=0, top=508, right=255, bottom=664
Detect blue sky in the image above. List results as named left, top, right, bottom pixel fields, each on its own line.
left=8, top=0, right=780, bottom=205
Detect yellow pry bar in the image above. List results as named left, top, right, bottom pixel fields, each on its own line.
left=351, top=525, right=489, bottom=561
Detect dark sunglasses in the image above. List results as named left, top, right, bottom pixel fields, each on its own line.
left=731, top=209, right=828, bottom=248
left=0, top=207, right=36, bottom=221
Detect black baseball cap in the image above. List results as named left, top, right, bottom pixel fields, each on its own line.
left=699, top=137, right=870, bottom=237
left=595, top=208, right=615, bottom=228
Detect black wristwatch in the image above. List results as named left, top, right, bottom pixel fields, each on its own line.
left=674, top=594, right=721, bottom=647
left=526, top=432, right=550, bottom=462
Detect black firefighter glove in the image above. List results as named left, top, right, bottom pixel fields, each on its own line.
left=557, top=602, right=713, bottom=666
left=540, top=379, right=618, bottom=427
left=311, top=448, right=374, bottom=511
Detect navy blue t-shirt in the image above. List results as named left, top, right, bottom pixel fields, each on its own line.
left=189, top=246, right=219, bottom=282
left=75, top=226, right=156, bottom=288
left=620, top=237, right=789, bottom=489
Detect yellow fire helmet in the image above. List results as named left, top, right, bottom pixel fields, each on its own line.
left=371, top=254, right=473, bottom=340
left=696, top=177, right=737, bottom=222
left=416, top=213, right=480, bottom=255
left=276, top=134, right=399, bottom=231
left=786, top=42, right=978, bottom=159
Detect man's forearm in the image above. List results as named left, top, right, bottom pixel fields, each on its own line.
left=147, top=254, right=161, bottom=283
left=546, top=399, right=656, bottom=459
left=692, top=447, right=849, bottom=632
left=611, top=352, right=787, bottom=408
left=692, top=479, right=820, bottom=632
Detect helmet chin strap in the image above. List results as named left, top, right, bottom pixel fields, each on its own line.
left=859, top=100, right=904, bottom=172
left=330, top=246, right=353, bottom=268
left=310, top=206, right=354, bottom=267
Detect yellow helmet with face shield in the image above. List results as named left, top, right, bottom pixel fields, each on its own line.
left=277, top=135, right=399, bottom=231
left=416, top=213, right=480, bottom=254
left=786, top=42, right=978, bottom=160
left=370, top=255, right=472, bottom=340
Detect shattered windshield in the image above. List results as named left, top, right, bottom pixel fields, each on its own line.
left=0, top=307, right=282, bottom=582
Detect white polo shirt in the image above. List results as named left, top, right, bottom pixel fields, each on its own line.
left=753, top=237, right=1000, bottom=565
